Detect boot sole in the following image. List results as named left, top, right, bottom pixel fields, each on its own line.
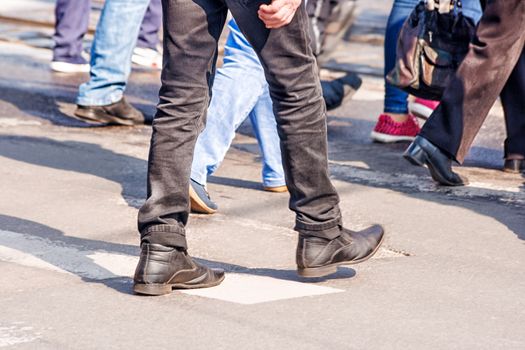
left=133, top=274, right=225, bottom=296
left=74, top=109, right=137, bottom=126
left=297, top=230, right=386, bottom=278
left=189, top=185, right=217, bottom=214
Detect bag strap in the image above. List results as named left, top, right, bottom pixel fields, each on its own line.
left=425, top=0, right=462, bottom=13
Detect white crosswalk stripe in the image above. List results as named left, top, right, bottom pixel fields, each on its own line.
left=0, top=229, right=345, bottom=304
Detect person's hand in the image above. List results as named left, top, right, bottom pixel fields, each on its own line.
left=258, top=0, right=301, bottom=29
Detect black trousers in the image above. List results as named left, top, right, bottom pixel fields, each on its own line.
left=501, top=48, right=525, bottom=158
left=137, top=0, right=343, bottom=248
left=420, top=0, right=525, bottom=163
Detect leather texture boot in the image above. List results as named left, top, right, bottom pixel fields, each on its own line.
left=297, top=225, right=385, bottom=278
left=133, top=243, right=225, bottom=296
left=74, top=97, right=145, bottom=126
left=404, top=136, right=468, bottom=186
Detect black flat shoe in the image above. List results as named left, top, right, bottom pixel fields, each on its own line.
left=74, top=97, right=145, bottom=126
left=403, top=136, right=468, bottom=186
left=503, top=159, right=525, bottom=174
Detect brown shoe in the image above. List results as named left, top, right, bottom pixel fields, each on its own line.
left=297, top=225, right=385, bottom=278
left=263, top=185, right=288, bottom=193
left=133, top=243, right=225, bottom=296
left=74, top=97, right=145, bottom=126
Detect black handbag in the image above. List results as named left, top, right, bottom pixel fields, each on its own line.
left=386, top=0, right=477, bottom=100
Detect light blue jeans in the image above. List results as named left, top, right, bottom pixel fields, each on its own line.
left=190, top=19, right=285, bottom=188
left=77, top=0, right=150, bottom=106
left=384, top=0, right=482, bottom=114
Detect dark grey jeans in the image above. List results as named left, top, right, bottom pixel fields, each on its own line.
left=138, top=0, right=343, bottom=248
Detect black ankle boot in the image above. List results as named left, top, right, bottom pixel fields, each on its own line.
left=296, top=225, right=384, bottom=278
left=133, top=243, right=225, bottom=296
left=404, top=136, right=468, bottom=186
left=503, top=158, right=524, bottom=173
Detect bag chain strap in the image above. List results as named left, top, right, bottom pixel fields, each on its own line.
left=425, top=0, right=463, bottom=12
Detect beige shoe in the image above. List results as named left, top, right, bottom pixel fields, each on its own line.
left=263, top=185, right=288, bottom=193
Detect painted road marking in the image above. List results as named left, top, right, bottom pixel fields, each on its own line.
left=0, top=229, right=135, bottom=280
left=0, top=323, right=40, bottom=348
left=328, top=161, right=525, bottom=205
left=0, top=229, right=353, bottom=304
left=181, top=273, right=343, bottom=304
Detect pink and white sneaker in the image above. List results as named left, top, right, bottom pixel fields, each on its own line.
left=370, top=113, right=421, bottom=143
left=409, top=98, right=440, bottom=119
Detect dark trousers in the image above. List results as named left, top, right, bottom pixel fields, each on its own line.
left=419, top=0, right=525, bottom=163
left=501, top=49, right=525, bottom=158
left=53, top=0, right=162, bottom=62
left=138, top=0, right=342, bottom=248
left=53, top=0, right=91, bottom=63
left=136, top=0, right=163, bottom=50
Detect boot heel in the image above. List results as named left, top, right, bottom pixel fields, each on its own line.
left=133, top=283, right=172, bottom=296
left=297, top=264, right=338, bottom=278
left=403, top=143, right=427, bottom=166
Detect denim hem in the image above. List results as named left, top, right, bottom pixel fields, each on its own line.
left=141, top=225, right=187, bottom=249
left=384, top=106, right=409, bottom=114
left=51, top=56, right=88, bottom=65
left=76, top=91, right=123, bottom=107
left=296, top=224, right=342, bottom=240
left=295, top=216, right=342, bottom=240
left=262, top=179, right=287, bottom=188
left=189, top=173, right=207, bottom=187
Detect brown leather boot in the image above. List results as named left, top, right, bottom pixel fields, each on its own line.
left=297, top=225, right=385, bottom=278
left=74, top=97, right=145, bottom=126
left=133, top=243, right=225, bottom=296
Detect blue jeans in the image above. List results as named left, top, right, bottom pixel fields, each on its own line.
left=54, top=0, right=161, bottom=64
left=190, top=19, right=285, bottom=188
left=77, top=0, right=151, bottom=106
left=384, top=0, right=482, bottom=114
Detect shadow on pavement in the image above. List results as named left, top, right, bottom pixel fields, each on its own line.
left=0, top=214, right=356, bottom=295
left=0, top=76, right=154, bottom=126
left=220, top=115, right=525, bottom=241
left=0, top=135, right=147, bottom=208
left=0, top=79, right=88, bottom=127
left=208, top=175, right=262, bottom=191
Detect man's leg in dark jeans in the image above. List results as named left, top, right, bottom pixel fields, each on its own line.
left=227, top=1, right=382, bottom=278
left=134, top=0, right=384, bottom=295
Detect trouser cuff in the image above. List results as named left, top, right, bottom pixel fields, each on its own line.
left=295, top=217, right=342, bottom=240
left=141, top=225, right=187, bottom=249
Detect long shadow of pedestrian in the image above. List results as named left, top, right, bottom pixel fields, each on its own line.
left=0, top=49, right=157, bottom=126
left=217, top=115, right=525, bottom=241
left=0, top=79, right=155, bottom=127
left=325, top=116, right=525, bottom=241
left=0, top=135, right=147, bottom=208
left=0, top=215, right=355, bottom=295
left=0, top=78, right=88, bottom=127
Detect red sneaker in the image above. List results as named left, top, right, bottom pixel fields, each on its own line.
left=370, top=114, right=421, bottom=143
left=409, top=98, right=440, bottom=119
